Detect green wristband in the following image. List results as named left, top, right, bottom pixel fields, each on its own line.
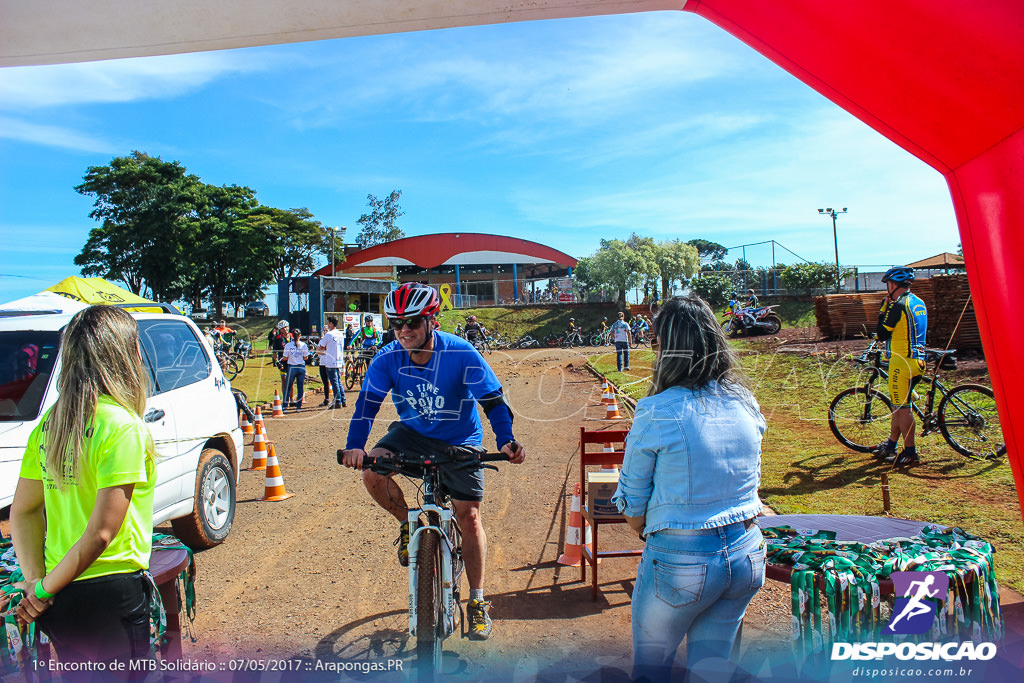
left=35, top=579, right=55, bottom=600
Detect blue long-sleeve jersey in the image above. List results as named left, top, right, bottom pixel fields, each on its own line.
left=345, top=331, right=514, bottom=451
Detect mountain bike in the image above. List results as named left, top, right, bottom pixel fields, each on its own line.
left=630, top=326, right=650, bottom=349
left=590, top=329, right=611, bottom=347
left=344, top=348, right=371, bottom=390
left=338, top=446, right=512, bottom=679
left=560, top=330, right=585, bottom=348
left=214, top=347, right=240, bottom=381
left=827, top=341, right=1005, bottom=460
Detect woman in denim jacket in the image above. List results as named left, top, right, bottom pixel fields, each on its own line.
left=612, top=295, right=767, bottom=681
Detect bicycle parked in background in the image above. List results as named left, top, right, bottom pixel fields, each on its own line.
left=828, top=341, right=1005, bottom=460
left=339, top=446, right=511, bottom=679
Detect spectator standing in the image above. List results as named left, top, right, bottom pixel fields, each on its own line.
left=610, top=312, right=632, bottom=371
left=269, top=320, right=289, bottom=363
left=11, top=306, right=156, bottom=669
left=344, top=324, right=356, bottom=349
left=283, top=328, right=310, bottom=411
left=318, top=316, right=346, bottom=409
left=613, top=295, right=766, bottom=681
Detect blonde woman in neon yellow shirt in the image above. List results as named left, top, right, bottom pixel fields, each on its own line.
left=12, top=305, right=156, bottom=667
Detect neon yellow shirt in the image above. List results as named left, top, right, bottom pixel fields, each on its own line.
left=20, top=395, right=155, bottom=580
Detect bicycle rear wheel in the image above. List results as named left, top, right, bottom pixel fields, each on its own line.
left=415, top=527, right=443, bottom=680
left=230, top=352, right=246, bottom=374
left=938, top=384, right=1006, bottom=460
left=219, top=355, right=239, bottom=381
left=828, top=387, right=894, bottom=452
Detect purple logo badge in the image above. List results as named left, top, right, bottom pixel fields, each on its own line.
left=886, top=571, right=948, bottom=634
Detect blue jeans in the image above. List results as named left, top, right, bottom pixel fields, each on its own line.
left=326, top=367, right=344, bottom=405
left=285, top=365, right=306, bottom=408
left=631, top=521, right=765, bottom=682
left=615, top=341, right=630, bottom=371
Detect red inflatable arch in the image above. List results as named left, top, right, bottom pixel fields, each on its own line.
left=4, top=1, right=1024, bottom=519
left=679, top=1, right=1024, bottom=521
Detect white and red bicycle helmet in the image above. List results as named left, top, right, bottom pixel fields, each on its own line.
left=385, top=283, right=441, bottom=318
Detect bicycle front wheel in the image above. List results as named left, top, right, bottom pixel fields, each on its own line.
left=828, top=387, right=894, bottom=452
left=415, top=529, right=443, bottom=679
left=938, top=384, right=1006, bottom=460
left=230, top=352, right=246, bottom=374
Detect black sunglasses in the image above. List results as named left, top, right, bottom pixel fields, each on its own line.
left=389, top=317, right=425, bottom=330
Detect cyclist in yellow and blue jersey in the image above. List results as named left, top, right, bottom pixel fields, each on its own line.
left=872, top=266, right=927, bottom=466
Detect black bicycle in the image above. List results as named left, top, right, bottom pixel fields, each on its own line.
left=345, top=347, right=374, bottom=390
left=338, top=446, right=511, bottom=679
left=827, top=341, right=1005, bottom=460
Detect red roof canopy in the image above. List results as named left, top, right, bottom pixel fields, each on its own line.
left=314, top=233, right=578, bottom=275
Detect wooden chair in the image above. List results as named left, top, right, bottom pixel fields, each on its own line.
left=579, top=426, right=644, bottom=600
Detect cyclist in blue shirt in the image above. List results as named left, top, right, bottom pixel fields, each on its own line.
left=340, top=283, right=525, bottom=641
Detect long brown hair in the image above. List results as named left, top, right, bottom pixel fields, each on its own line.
left=648, top=295, right=747, bottom=396
left=44, top=306, right=153, bottom=489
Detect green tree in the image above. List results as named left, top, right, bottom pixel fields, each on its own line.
left=74, top=151, right=204, bottom=301
left=689, top=273, right=733, bottom=308
left=781, top=261, right=855, bottom=295
left=589, top=238, right=650, bottom=307
left=626, top=233, right=661, bottom=302
left=653, top=240, right=700, bottom=299
left=355, top=190, right=405, bottom=247
left=246, top=206, right=326, bottom=282
left=687, top=238, right=728, bottom=263
left=187, top=184, right=265, bottom=317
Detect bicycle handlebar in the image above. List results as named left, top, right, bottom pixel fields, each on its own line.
left=336, top=442, right=518, bottom=475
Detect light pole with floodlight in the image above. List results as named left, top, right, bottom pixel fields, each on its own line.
left=818, top=207, right=847, bottom=292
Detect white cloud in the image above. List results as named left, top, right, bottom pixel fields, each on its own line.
left=0, top=116, right=115, bottom=153
left=0, top=51, right=272, bottom=109
left=281, top=13, right=751, bottom=129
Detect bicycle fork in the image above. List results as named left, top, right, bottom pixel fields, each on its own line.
left=407, top=504, right=461, bottom=639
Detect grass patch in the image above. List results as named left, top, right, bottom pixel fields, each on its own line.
left=589, top=337, right=1023, bottom=594
left=437, top=305, right=620, bottom=340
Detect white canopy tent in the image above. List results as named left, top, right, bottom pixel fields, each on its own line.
left=0, top=0, right=677, bottom=68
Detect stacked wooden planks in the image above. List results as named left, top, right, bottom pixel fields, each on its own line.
left=814, top=274, right=981, bottom=351
left=814, top=292, right=885, bottom=339
left=928, top=275, right=981, bottom=351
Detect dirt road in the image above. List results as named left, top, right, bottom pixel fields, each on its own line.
left=175, top=347, right=790, bottom=678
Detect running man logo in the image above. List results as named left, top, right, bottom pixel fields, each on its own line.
left=887, top=571, right=949, bottom=635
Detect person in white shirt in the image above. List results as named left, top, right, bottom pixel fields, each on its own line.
left=317, top=316, right=346, bottom=409
left=610, top=311, right=633, bottom=372
left=283, top=328, right=310, bottom=411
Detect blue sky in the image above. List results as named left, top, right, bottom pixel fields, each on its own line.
left=0, top=11, right=961, bottom=303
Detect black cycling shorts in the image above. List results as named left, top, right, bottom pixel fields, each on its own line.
left=372, top=422, right=485, bottom=502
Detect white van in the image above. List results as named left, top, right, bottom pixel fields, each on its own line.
left=0, top=308, right=244, bottom=548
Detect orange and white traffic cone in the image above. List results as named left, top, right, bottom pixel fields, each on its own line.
left=261, top=443, right=294, bottom=502
left=601, top=379, right=614, bottom=405
left=604, top=390, right=623, bottom=420
left=253, top=405, right=265, bottom=434
left=271, top=391, right=285, bottom=417
left=249, top=427, right=268, bottom=471
left=558, top=482, right=585, bottom=566
left=240, top=410, right=254, bottom=436
left=602, top=443, right=621, bottom=473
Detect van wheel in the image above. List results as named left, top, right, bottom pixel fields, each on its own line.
left=172, top=448, right=235, bottom=549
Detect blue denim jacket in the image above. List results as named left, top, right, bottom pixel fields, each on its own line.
left=612, top=382, right=766, bottom=533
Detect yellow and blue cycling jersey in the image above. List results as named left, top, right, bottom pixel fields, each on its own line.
left=876, top=292, right=927, bottom=360
left=877, top=291, right=927, bottom=405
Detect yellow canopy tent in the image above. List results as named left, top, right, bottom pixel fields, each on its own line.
left=46, top=277, right=165, bottom=313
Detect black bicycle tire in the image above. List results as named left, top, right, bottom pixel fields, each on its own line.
left=220, top=355, right=239, bottom=382
left=344, top=363, right=356, bottom=390
left=828, top=386, right=894, bottom=452
left=416, top=527, right=443, bottom=680
left=230, top=352, right=246, bottom=374
left=937, top=384, right=1006, bottom=460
